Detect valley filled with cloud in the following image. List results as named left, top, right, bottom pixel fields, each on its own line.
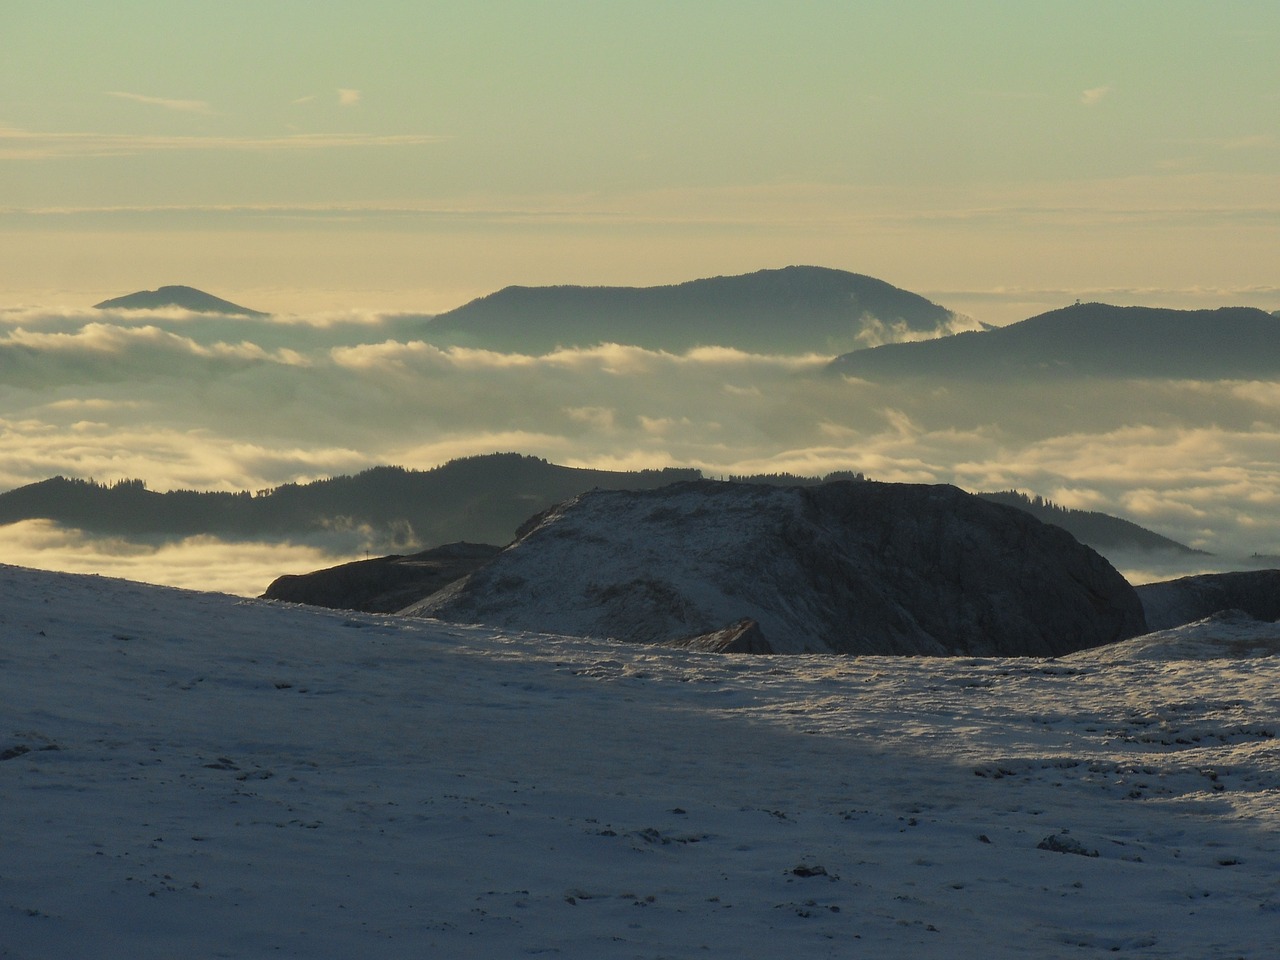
left=2, top=295, right=1278, bottom=595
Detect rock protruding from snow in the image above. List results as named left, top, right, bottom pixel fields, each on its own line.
left=402, top=480, right=1146, bottom=656
left=658, top=618, right=774, bottom=654
left=1135, top=569, right=1280, bottom=631
left=1036, top=833, right=1099, bottom=858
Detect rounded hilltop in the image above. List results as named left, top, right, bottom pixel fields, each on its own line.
left=94, top=285, right=266, bottom=317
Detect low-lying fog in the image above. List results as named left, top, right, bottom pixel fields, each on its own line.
left=2, top=304, right=1277, bottom=595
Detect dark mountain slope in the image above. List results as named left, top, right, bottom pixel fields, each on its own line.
left=0, top=477, right=257, bottom=537
left=94, top=285, right=267, bottom=317
left=423, top=266, right=963, bottom=354
left=979, top=491, right=1207, bottom=556
left=829, top=303, right=1280, bottom=380
left=0, top=456, right=701, bottom=548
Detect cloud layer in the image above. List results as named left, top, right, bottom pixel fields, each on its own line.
left=3, top=303, right=1280, bottom=594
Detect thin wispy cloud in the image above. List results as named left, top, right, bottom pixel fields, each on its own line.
left=0, top=129, right=447, bottom=160
left=6, top=190, right=1277, bottom=229
left=925, top=284, right=1280, bottom=304
left=106, top=91, right=214, bottom=114
left=338, top=88, right=362, bottom=106
left=1161, top=134, right=1278, bottom=152
left=1220, top=135, right=1275, bottom=151
left=1080, top=85, right=1112, bottom=106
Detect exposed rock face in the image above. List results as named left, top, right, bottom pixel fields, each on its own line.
left=1135, top=570, right=1280, bottom=631
left=402, top=481, right=1146, bottom=656
left=262, top=542, right=500, bottom=613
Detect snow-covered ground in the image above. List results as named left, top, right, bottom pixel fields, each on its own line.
left=3, top=563, right=1279, bottom=958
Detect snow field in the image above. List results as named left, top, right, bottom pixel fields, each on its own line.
left=2, top=563, right=1279, bottom=958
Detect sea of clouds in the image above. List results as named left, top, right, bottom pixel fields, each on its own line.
left=2, top=304, right=1277, bottom=594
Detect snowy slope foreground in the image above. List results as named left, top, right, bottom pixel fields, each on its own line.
left=406, top=480, right=1145, bottom=656
left=3, top=564, right=1279, bottom=958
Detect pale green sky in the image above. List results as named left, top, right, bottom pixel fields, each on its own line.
left=2, top=1, right=1277, bottom=322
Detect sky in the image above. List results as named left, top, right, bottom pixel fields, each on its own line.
left=1, top=2, right=1279, bottom=594
left=3, top=1, right=1278, bottom=323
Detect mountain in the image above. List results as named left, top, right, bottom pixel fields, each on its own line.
left=403, top=480, right=1147, bottom=656
left=93, top=285, right=267, bottom=317
left=978, top=491, right=1207, bottom=556
left=262, top=486, right=1204, bottom=616
left=0, top=455, right=1199, bottom=568
left=421, top=266, right=970, bottom=354
left=8, top=564, right=1279, bottom=957
left=828, top=303, right=1280, bottom=379
left=0, top=456, right=703, bottom=548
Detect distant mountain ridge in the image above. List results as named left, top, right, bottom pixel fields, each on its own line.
left=978, top=491, right=1206, bottom=556
left=0, top=455, right=1199, bottom=574
left=94, top=285, right=267, bottom=317
left=422, top=266, right=971, bottom=354
left=0, top=456, right=704, bottom=549
left=829, top=303, right=1280, bottom=379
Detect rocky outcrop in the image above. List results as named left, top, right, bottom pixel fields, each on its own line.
left=1135, top=570, right=1280, bottom=631
left=658, top=618, right=774, bottom=654
left=262, top=542, right=500, bottom=613
left=401, top=481, right=1146, bottom=656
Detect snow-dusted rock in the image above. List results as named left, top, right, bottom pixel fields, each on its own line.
left=1036, top=833, right=1099, bottom=858
left=403, top=480, right=1146, bottom=655
left=261, top=541, right=499, bottom=612
left=658, top=617, right=774, bottom=654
